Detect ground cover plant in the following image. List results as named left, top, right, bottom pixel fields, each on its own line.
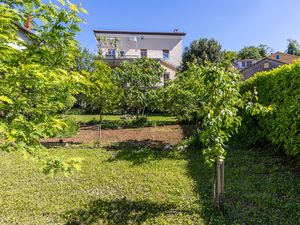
left=0, top=139, right=299, bottom=224
left=64, top=114, right=177, bottom=129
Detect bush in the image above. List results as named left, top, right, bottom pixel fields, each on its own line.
left=52, top=118, right=79, bottom=138
left=240, top=60, right=300, bottom=157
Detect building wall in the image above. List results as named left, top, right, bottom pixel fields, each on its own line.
left=241, top=58, right=285, bottom=79
left=97, top=33, right=184, bottom=67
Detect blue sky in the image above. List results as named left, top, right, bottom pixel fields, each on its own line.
left=74, top=0, right=300, bottom=54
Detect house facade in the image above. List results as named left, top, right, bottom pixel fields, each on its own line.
left=240, top=52, right=300, bottom=79
left=93, top=30, right=186, bottom=84
left=233, top=59, right=258, bottom=70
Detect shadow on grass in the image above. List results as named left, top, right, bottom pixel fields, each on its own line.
left=106, top=139, right=181, bottom=165
left=63, top=198, right=179, bottom=225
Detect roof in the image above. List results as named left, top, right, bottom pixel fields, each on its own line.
left=14, top=23, right=36, bottom=36
left=94, top=30, right=186, bottom=36
left=240, top=57, right=285, bottom=73
left=240, top=52, right=300, bottom=73
left=268, top=52, right=300, bottom=64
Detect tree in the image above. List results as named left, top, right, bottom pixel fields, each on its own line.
left=166, top=62, right=271, bottom=210
left=0, top=1, right=87, bottom=174
left=115, top=58, right=165, bottom=118
left=237, top=44, right=271, bottom=60
left=286, top=39, right=300, bottom=55
left=182, top=38, right=223, bottom=70
left=74, top=47, right=96, bottom=73
left=81, top=60, right=122, bottom=145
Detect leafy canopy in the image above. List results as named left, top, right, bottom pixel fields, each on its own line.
left=0, top=0, right=87, bottom=174
left=182, top=38, right=223, bottom=70
left=165, top=63, right=271, bottom=165
left=115, top=57, right=165, bottom=117
left=237, top=44, right=271, bottom=60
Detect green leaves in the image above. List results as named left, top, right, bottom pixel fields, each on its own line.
left=241, top=60, right=300, bottom=157
left=0, top=1, right=86, bottom=174
left=115, top=58, right=165, bottom=116
left=0, top=96, right=13, bottom=104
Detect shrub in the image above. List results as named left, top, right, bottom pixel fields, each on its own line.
left=52, top=118, right=79, bottom=138
left=240, top=60, right=300, bottom=157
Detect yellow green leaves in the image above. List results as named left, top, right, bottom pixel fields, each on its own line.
left=0, top=96, right=13, bottom=104
left=58, top=0, right=66, bottom=6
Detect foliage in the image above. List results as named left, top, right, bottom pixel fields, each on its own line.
left=115, top=57, right=165, bottom=117
left=237, top=44, right=271, bottom=60
left=51, top=118, right=79, bottom=138
left=67, top=114, right=176, bottom=129
left=0, top=143, right=299, bottom=224
left=81, top=60, right=122, bottom=115
left=163, top=65, right=205, bottom=128
left=0, top=0, right=86, bottom=173
left=182, top=38, right=223, bottom=70
left=286, top=39, right=300, bottom=56
left=240, top=60, right=300, bottom=157
left=222, top=50, right=238, bottom=65
left=74, top=47, right=96, bottom=73
left=165, top=63, right=271, bottom=165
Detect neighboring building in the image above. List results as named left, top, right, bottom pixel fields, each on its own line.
left=9, top=21, right=35, bottom=50
left=234, top=59, right=258, bottom=70
left=240, top=52, right=300, bottom=79
left=93, top=29, right=186, bottom=85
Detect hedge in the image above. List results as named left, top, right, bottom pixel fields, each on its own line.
left=240, top=60, right=300, bottom=157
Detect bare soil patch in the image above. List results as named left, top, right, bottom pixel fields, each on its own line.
left=42, top=125, right=192, bottom=146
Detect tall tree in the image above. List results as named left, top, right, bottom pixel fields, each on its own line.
left=182, top=38, right=223, bottom=70
left=115, top=58, right=165, bottom=118
left=74, top=47, right=96, bottom=73
left=286, top=39, right=300, bottom=55
left=237, top=44, right=271, bottom=60
left=0, top=0, right=87, bottom=174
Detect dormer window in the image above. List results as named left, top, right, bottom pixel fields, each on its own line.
left=275, top=54, right=280, bottom=60
left=163, top=50, right=170, bottom=60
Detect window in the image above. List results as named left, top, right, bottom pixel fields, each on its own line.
left=164, top=72, right=170, bottom=85
left=264, top=62, right=270, bottom=69
left=107, top=49, right=116, bottom=58
left=242, top=61, right=246, bottom=67
left=275, top=54, right=280, bottom=60
left=120, top=51, right=125, bottom=57
left=163, top=50, right=169, bottom=60
left=247, top=61, right=252, bottom=67
left=141, top=49, right=147, bottom=57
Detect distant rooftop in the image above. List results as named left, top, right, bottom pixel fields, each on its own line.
left=93, top=30, right=186, bottom=36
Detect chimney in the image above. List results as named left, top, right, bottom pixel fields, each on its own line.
left=24, top=15, right=33, bottom=30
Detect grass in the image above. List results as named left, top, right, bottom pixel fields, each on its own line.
left=0, top=143, right=299, bottom=224
left=64, top=114, right=177, bottom=124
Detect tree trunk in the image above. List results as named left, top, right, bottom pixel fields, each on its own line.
left=96, top=108, right=103, bottom=146
left=213, top=157, right=225, bottom=212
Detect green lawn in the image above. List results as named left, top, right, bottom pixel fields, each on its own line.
left=0, top=144, right=299, bottom=224
left=65, top=114, right=177, bottom=123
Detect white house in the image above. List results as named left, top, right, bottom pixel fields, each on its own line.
left=233, top=59, right=258, bottom=71
left=93, top=30, right=186, bottom=84
left=9, top=22, right=34, bottom=50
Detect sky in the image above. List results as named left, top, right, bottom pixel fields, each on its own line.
left=73, top=0, right=300, bottom=54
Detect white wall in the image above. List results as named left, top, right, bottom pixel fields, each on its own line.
left=97, top=33, right=184, bottom=67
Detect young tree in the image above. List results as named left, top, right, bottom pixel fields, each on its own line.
left=286, top=39, right=300, bottom=56
left=115, top=58, right=165, bottom=118
left=0, top=0, right=86, bottom=174
left=182, top=38, right=223, bottom=70
left=166, top=63, right=271, bottom=211
left=81, top=60, right=122, bottom=145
